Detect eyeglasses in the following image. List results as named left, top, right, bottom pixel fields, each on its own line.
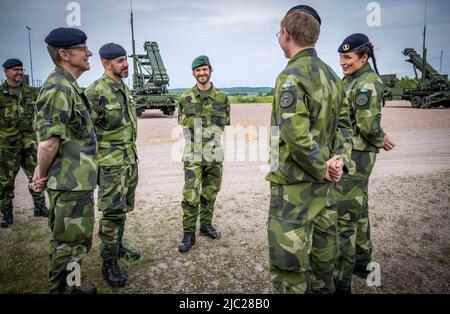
left=65, top=45, right=89, bottom=54
left=276, top=31, right=281, bottom=39
left=9, top=67, right=24, bottom=72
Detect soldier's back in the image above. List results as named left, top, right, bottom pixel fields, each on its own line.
left=268, top=48, right=343, bottom=184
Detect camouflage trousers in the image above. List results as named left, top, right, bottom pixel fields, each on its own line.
left=181, top=162, right=223, bottom=233
left=353, top=151, right=376, bottom=269
left=47, top=189, right=95, bottom=294
left=98, top=165, right=138, bottom=262
left=355, top=186, right=372, bottom=270
left=0, top=146, right=46, bottom=213
left=334, top=150, right=376, bottom=289
left=268, top=182, right=337, bottom=294
left=333, top=176, right=368, bottom=288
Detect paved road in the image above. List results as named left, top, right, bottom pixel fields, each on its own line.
left=12, top=102, right=450, bottom=205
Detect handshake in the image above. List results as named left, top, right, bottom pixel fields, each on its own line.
left=325, top=155, right=343, bottom=182
left=29, top=166, right=48, bottom=193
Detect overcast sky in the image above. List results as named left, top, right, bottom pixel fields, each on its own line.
left=1, top=0, right=449, bottom=88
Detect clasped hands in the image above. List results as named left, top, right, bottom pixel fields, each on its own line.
left=29, top=167, right=48, bottom=192
left=325, top=155, right=343, bottom=182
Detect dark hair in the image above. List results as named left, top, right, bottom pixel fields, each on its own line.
left=354, top=42, right=380, bottom=75
left=355, top=42, right=385, bottom=106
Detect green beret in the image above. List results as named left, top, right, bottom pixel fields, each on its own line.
left=192, top=55, right=210, bottom=69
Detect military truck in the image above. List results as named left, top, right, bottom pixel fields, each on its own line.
left=381, top=9, right=450, bottom=109
left=129, top=3, right=178, bottom=116
left=382, top=48, right=450, bottom=108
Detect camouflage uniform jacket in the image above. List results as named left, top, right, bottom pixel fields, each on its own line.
left=178, top=83, right=230, bottom=165
left=343, top=63, right=386, bottom=153
left=266, top=48, right=349, bottom=185
left=35, top=66, right=98, bottom=191
left=0, top=81, right=38, bottom=149
left=85, top=74, right=137, bottom=166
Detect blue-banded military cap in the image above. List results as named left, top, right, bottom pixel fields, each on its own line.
left=338, top=33, right=370, bottom=53
left=44, top=27, right=87, bottom=47
left=2, top=58, right=23, bottom=69
left=285, top=5, right=321, bottom=25
left=192, top=55, right=210, bottom=69
left=99, top=43, right=127, bottom=60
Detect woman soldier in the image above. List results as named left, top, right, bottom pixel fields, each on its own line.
left=333, top=33, right=396, bottom=294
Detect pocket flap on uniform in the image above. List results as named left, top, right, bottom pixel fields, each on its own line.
left=184, top=102, right=197, bottom=115
left=212, top=110, right=226, bottom=118
left=0, top=99, right=12, bottom=108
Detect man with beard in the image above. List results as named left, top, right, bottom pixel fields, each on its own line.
left=1, top=58, right=48, bottom=228
left=177, top=55, right=230, bottom=253
left=85, top=43, right=139, bottom=287
left=32, top=27, right=98, bottom=293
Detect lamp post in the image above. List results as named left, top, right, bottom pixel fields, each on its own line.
left=440, top=50, right=448, bottom=74
left=26, top=26, right=34, bottom=87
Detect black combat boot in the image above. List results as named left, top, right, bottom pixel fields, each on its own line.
left=353, top=264, right=371, bottom=279
left=34, top=206, right=49, bottom=217
left=199, top=224, right=221, bottom=239
left=102, top=260, right=127, bottom=287
left=178, top=233, right=196, bottom=253
left=1, top=211, right=13, bottom=228
left=69, top=286, right=97, bottom=294
left=334, top=285, right=352, bottom=294
left=118, top=244, right=141, bottom=261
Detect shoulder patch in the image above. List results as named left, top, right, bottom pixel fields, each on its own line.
left=280, top=90, right=295, bottom=108
left=355, top=88, right=372, bottom=108
left=355, top=93, right=369, bottom=106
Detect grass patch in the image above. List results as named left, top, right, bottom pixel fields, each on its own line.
left=1, top=172, right=449, bottom=293
left=229, top=95, right=273, bottom=104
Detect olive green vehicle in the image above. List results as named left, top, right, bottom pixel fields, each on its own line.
left=381, top=15, right=450, bottom=109
left=129, top=3, right=178, bottom=116
left=381, top=48, right=450, bottom=108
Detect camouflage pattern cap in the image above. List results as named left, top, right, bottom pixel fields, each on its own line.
left=192, top=55, right=210, bottom=69
left=338, top=33, right=370, bottom=53
left=2, top=58, right=23, bottom=69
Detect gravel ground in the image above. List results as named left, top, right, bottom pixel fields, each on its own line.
left=0, top=100, right=449, bottom=293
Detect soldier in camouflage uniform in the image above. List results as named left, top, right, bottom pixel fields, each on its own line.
left=178, top=55, right=230, bottom=253
left=0, top=58, right=48, bottom=228
left=266, top=5, right=353, bottom=294
left=31, top=28, right=98, bottom=294
left=85, top=43, right=140, bottom=287
left=333, top=33, right=395, bottom=293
